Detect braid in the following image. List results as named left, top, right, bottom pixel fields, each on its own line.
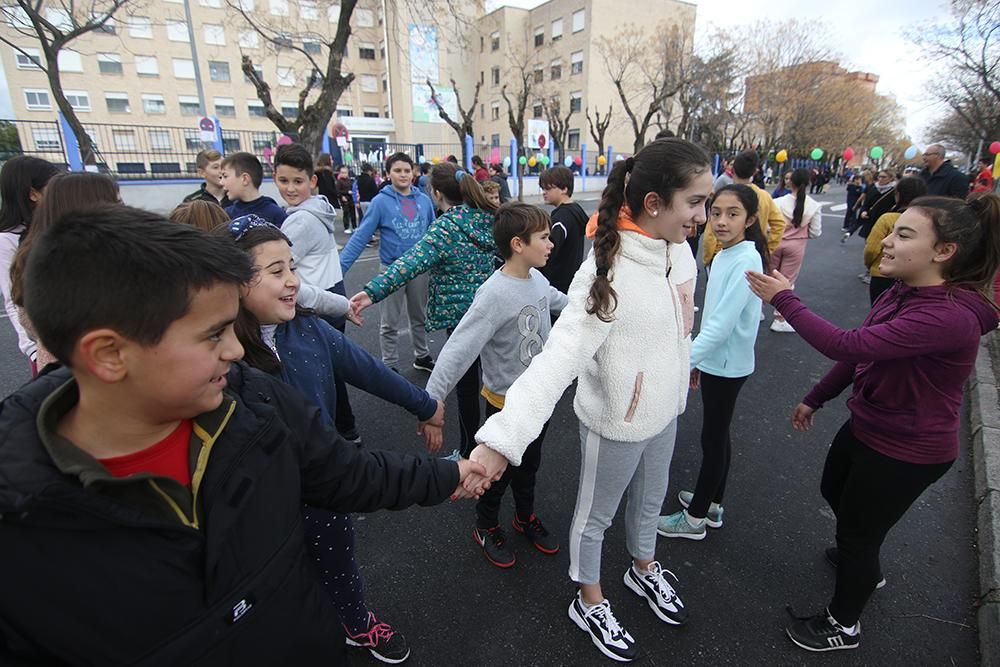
left=587, top=161, right=628, bottom=321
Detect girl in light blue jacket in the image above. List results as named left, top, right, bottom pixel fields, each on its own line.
left=658, top=184, right=769, bottom=540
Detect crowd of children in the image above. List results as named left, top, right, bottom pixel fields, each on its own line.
left=1, top=137, right=998, bottom=665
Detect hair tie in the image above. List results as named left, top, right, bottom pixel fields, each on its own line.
left=455, top=170, right=466, bottom=183
left=228, top=214, right=278, bottom=241
left=596, top=266, right=609, bottom=277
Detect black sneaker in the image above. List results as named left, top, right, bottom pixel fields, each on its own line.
left=622, top=561, right=688, bottom=625
left=473, top=525, right=516, bottom=568
left=786, top=608, right=860, bottom=652
left=824, top=547, right=886, bottom=589
left=339, top=427, right=362, bottom=445
left=567, top=593, right=637, bottom=662
left=412, top=356, right=435, bottom=372
left=344, top=612, right=411, bottom=664
left=512, top=514, right=560, bottom=554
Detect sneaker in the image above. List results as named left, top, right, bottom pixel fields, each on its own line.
left=861, top=274, right=871, bottom=285
left=677, top=490, right=723, bottom=528
left=693, top=305, right=700, bottom=313
left=567, top=594, right=637, bottom=662
left=824, top=547, right=886, bottom=589
left=345, top=229, right=354, bottom=235
left=786, top=608, right=860, bottom=652
left=770, top=319, right=796, bottom=333
left=857, top=271, right=868, bottom=280
left=412, top=356, right=435, bottom=372
left=622, top=561, right=688, bottom=625
left=339, top=427, right=362, bottom=444
left=512, top=514, right=560, bottom=554
left=473, top=525, right=516, bottom=568
left=656, top=510, right=706, bottom=540
left=344, top=612, right=411, bottom=664
left=841, top=232, right=850, bottom=244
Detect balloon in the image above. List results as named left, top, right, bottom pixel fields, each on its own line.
left=775, top=150, right=788, bottom=163
left=843, top=147, right=855, bottom=161
left=564, top=155, right=574, bottom=167
left=431, top=156, right=440, bottom=165
left=343, top=152, right=354, bottom=162
left=994, top=153, right=1000, bottom=179
left=502, top=156, right=512, bottom=168
left=810, top=148, right=823, bottom=160
left=277, top=134, right=293, bottom=146
left=989, top=141, right=1000, bottom=155
left=615, top=155, right=624, bottom=161
left=597, top=155, right=607, bottom=166
left=527, top=156, right=537, bottom=167
left=574, top=156, right=582, bottom=166
left=540, top=155, right=549, bottom=166
left=870, top=146, right=884, bottom=159
left=518, top=155, right=527, bottom=166
left=904, top=145, right=919, bottom=160
left=418, top=155, right=425, bottom=163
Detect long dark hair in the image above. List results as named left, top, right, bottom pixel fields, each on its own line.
left=893, top=176, right=927, bottom=211
left=0, top=156, right=60, bottom=234
left=589, top=138, right=710, bottom=322
left=429, top=162, right=498, bottom=212
left=711, top=184, right=770, bottom=272
left=789, top=168, right=810, bottom=228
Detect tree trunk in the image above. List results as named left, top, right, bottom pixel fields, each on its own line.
left=43, top=47, right=96, bottom=165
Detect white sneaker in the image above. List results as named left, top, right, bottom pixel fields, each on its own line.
left=770, top=319, right=796, bottom=333
left=623, top=562, right=688, bottom=625
left=345, top=229, right=354, bottom=235
left=568, top=594, right=637, bottom=662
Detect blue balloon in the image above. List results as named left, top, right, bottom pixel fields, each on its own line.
left=564, top=155, right=574, bottom=167
left=502, top=156, right=512, bottom=168
left=904, top=145, right=919, bottom=160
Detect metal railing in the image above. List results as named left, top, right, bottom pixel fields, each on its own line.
left=0, top=118, right=69, bottom=167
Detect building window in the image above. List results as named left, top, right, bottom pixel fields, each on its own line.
left=491, top=67, right=500, bottom=86
left=23, top=89, right=51, bottom=110
left=491, top=133, right=500, bottom=147
left=281, top=101, right=298, bottom=119
left=360, top=74, right=377, bottom=92
left=336, top=108, right=351, bottom=117
left=58, top=50, right=83, bottom=72
left=298, top=0, right=318, bottom=20
left=270, top=0, right=289, bottom=16
left=45, top=8, right=71, bottom=30
left=112, top=128, right=136, bottom=151
left=178, top=96, right=202, bottom=115
left=128, top=16, right=152, bottom=39
left=183, top=130, right=204, bottom=150
left=356, top=8, right=374, bottom=27
left=166, top=21, right=189, bottom=42
left=363, top=107, right=379, bottom=118
left=480, top=36, right=483, bottom=52
left=491, top=102, right=500, bottom=120
left=304, top=40, right=321, bottom=55
left=142, top=94, right=166, bottom=114
left=105, top=92, right=130, bottom=113
left=222, top=130, right=241, bottom=153
left=572, top=9, right=585, bottom=33
left=32, top=128, right=61, bottom=152
left=571, top=51, right=583, bottom=75
left=98, top=53, right=123, bottom=75
left=148, top=129, right=173, bottom=151
left=248, top=100, right=266, bottom=117
left=491, top=31, right=500, bottom=51
left=135, top=55, right=158, bottom=76
left=64, top=90, right=90, bottom=112
left=277, top=67, right=296, bottom=87
left=15, top=47, right=41, bottom=70
left=551, top=18, right=563, bottom=41
left=479, top=103, right=484, bottom=119
left=251, top=132, right=272, bottom=150
left=534, top=26, right=544, bottom=47
left=327, top=3, right=341, bottom=23
left=239, top=31, right=259, bottom=48
left=200, top=0, right=223, bottom=7
left=244, top=64, right=264, bottom=83
left=173, top=59, right=195, bottom=80
left=359, top=42, right=376, bottom=59
left=550, top=59, right=561, bottom=80
left=215, top=97, right=236, bottom=117
left=532, top=102, right=543, bottom=119
left=203, top=24, right=225, bottom=46
left=382, top=75, right=388, bottom=91
left=533, top=65, right=544, bottom=84
left=274, top=33, right=293, bottom=49
left=93, top=15, right=115, bottom=34
left=568, top=129, right=580, bottom=151
left=208, top=60, right=230, bottom=82
left=570, top=91, right=582, bottom=113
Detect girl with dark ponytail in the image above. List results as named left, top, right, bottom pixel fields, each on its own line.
left=748, top=193, right=1000, bottom=653
left=472, top=138, right=714, bottom=662
left=769, top=168, right=822, bottom=333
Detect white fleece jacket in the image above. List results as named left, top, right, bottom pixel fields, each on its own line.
left=0, top=228, right=36, bottom=361
left=475, top=231, right=690, bottom=466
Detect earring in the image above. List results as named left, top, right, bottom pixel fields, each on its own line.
left=652, top=210, right=659, bottom=216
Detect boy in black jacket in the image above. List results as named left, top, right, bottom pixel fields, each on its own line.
left=0, top=206, right=486, bottom=666
left=539, top=166, right=588, bottom=294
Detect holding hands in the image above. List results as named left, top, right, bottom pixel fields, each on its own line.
left=350, top=291, right=374, bottom=316
left=452, top=459, right=489, bottom=500
left=418, top=400, right=446, bottom=453
left=746, top=270, right=792, bottom=304
left=689, top=368, right=701, bottom=390
left=463, top=444, right=509, bottom=497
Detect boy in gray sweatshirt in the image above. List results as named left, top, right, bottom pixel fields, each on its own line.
left=424, top=203, right=567, bottom=568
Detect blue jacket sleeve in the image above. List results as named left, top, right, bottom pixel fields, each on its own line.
left=320, top=319, right=437, bottom=420
left=269, top=202, right=288, bottom=226
left=339, top=196, right=384, bottom=273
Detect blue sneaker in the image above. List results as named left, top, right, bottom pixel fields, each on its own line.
left=677, top=490, right=723, bottom=528
left=656, top=510, right=707, bottom=540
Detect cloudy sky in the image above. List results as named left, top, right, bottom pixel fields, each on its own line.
left=492, top=0, right=952, bottom=143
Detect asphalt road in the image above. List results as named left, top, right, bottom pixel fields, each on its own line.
left=0, top=186, right=981, bottom=665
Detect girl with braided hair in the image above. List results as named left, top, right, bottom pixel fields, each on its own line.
left=471, top=138, right=714, bottom=662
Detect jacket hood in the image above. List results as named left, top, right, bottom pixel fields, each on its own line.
left=287, top=195, right=337, bottom=233
left=948, top=286, right=1000, bottom=334
left=887, top=282, right=999, bottom=335
left=449, top=205, right=496, bottom=251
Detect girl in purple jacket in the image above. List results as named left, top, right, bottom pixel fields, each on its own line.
left=747, top=194, right=1000, bottom=653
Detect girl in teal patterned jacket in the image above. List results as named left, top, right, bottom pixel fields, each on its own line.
left=353, top=161, right=498, bottom=456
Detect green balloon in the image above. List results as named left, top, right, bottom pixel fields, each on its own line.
left=870, top=146, right=884, bottom=159
left=518, top=155, right=527, bottom=165
left=810, top=148, right=823, bottom=160
left=540, top=155, right=550, bottom=166
left=344, top=152, right=354, bottom=162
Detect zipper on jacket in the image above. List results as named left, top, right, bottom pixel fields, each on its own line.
left=625, top=372, right=644, bottom=423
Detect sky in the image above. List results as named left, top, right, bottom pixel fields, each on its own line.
left=491, top=0, right=952, bottom=143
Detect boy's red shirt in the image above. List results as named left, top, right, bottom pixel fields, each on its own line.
left=99, top=419, right=193, bottom=487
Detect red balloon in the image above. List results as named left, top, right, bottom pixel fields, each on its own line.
left=843, top=147, right=855, bottom=161
left=990, top=141, right=1000, bottom=155
left=574, top=156, right=582, bottom=166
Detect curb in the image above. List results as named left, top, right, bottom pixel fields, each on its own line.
left=968, top=330, right=1000, bottom=666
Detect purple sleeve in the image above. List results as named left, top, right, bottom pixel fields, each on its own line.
left=802, top=361, right=855, bottom=410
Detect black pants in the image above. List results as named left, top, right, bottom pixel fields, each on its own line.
left=475, top=402, right=548, bottom=528
left=320, top=282, right=356, bottom=433
left=688, top=372, right=748, bottom=518
left=338, top=196, right=357, bottom=231
left=869, top=276, right=894, bottom=306
left=821, top=421, right=952, bottom=626
left=447, top=327, right=482, bottom=457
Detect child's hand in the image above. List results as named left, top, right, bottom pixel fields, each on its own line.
left=421, top=399, right=445, bottom=428
left=746, top=270, right=792, bottom=304
left=791, top=403, right=816, bottom=432
left=350, top=291, right=373, bottom=314
left=419, top=423, right=444, bottom=453
left=689, top=368, right=701, bottom=390
left=452, top=459, right=489, bottom=500
left=469, top=444, right=508, bottom=485
left=346, top=300, right=364, bottom=327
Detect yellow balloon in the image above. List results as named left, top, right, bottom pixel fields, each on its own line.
left=993, top=153, right=1000, bottom=179
left=597, top=155, right=608, bottom=166
left=431, top=156, right=440, bottom=165
left=776, top=150, right=788, bottom=163
left=528, top=156, right=537, bottom=167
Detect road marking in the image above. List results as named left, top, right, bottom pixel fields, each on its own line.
left=830, top=204, right=847, bottom=212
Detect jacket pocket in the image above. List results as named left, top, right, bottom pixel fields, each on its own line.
left=624, top=372, right=644, bottom=423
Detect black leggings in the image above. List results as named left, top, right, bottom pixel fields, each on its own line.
left=688, top=372, right=748, bottom=518
left=821, top=421, right=952, bottom=626
left=476, top=402, right=548, bottom=528
left=447, top=327, right=482, bottom=457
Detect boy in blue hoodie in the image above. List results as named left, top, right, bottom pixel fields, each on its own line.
left=222, top=152, right=287, bottom=226
left=340, top=152, right=437, bottom=373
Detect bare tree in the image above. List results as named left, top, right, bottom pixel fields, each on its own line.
left=230, top=0, right=357, bottom=157
left=543, top=96, right=572, bottom=163
left=500, top=47, right=533, bottom=200
left=0, top=0, right=136, bottom=164
left=586, top=105, right=612, bottom=170
left=426, top=77, right=481, bottom=167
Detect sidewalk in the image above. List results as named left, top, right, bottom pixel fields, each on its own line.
left=968, top=329, right=1000, bottom=666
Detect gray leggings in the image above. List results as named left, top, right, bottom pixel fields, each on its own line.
left=568, top=419, right=678, bottom=585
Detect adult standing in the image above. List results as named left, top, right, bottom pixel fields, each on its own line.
left=920, top=144, right=968, bottom=198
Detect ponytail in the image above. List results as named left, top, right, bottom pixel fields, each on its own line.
left=430, top=162, right=498, bottom=213
left=790, top=168, right=810, bottom=228
left=587, top=160, right=627, bottom=321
